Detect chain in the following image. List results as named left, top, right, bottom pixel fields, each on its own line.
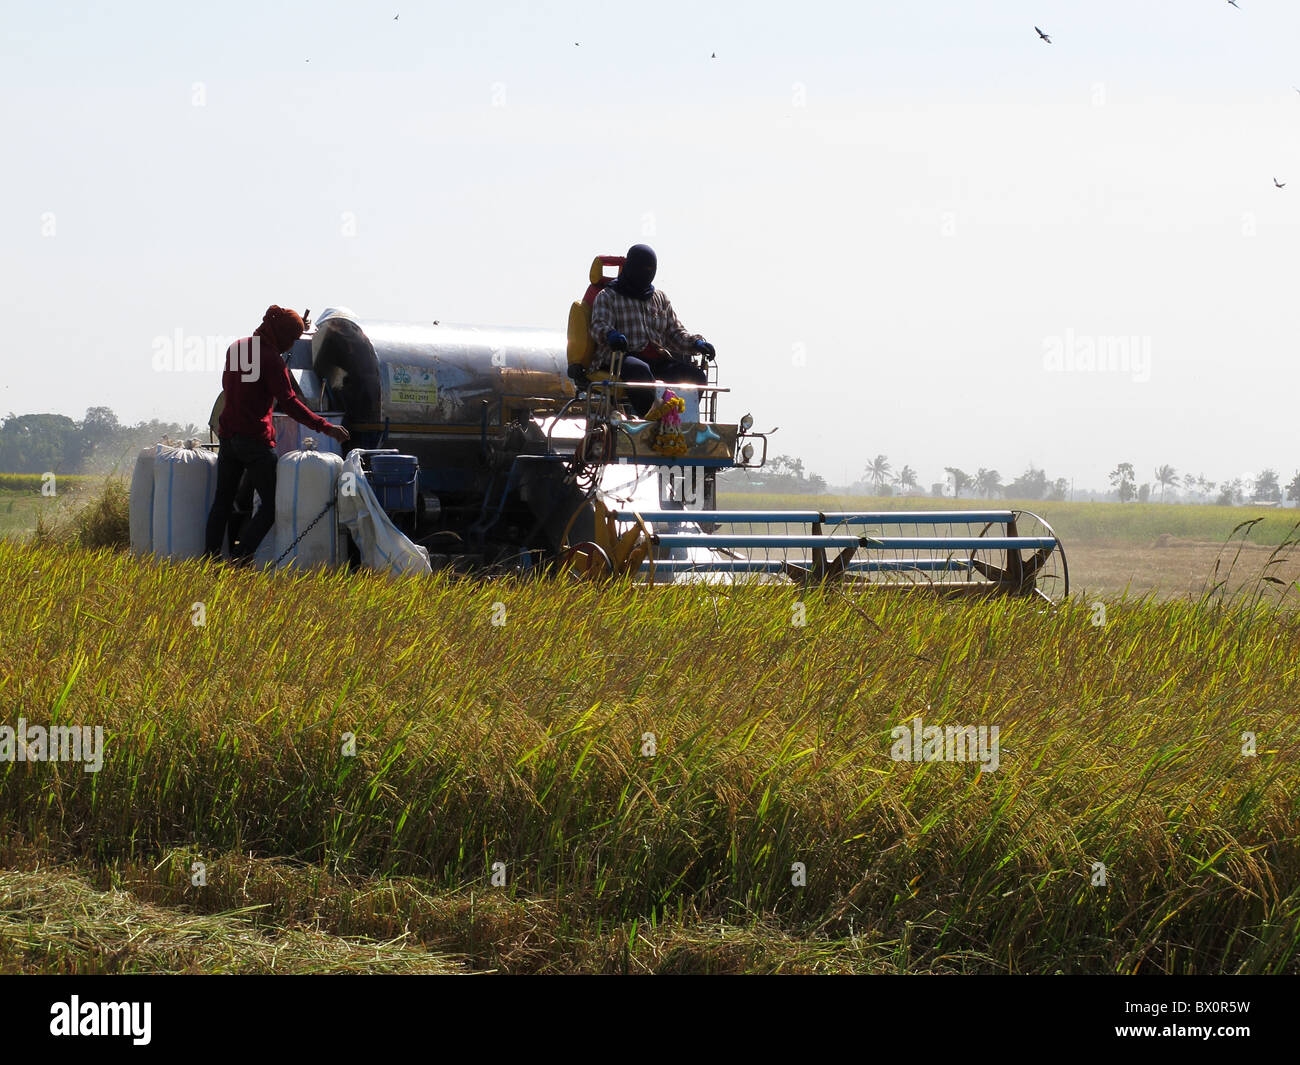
left=273, top=498, right=337, bottom=567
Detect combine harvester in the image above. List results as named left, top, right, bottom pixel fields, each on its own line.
left=131, top=255, right=1068, bottom=603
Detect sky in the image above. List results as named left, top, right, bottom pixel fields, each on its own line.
left=3, top=0, right=1299, bottom=493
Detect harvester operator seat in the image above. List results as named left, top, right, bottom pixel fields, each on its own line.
left=567, top=254, right=625, bottom=394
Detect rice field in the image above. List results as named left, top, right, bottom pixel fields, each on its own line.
left=3, top=533, right=1299, bottom=974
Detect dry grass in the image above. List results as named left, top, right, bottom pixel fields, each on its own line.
left=0, top=864, right=467, bottom=974
left=30, top=477, right=129, bottom=550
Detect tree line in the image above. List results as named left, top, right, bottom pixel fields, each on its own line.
left=857, top=455, right=1070, bottom=501
left=9, top=410, right=1291, bottom=507
left=1107, top=463, right=1290, bottom=505
left=729, top=452, right=1300, bottom=504
left=0, top=408, right=203, bottom=475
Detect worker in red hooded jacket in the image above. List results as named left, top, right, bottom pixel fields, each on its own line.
left=203, top=305, right=349, bottom=561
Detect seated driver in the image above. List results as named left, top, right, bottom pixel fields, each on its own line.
left=577, top=244, right=716, bottom=419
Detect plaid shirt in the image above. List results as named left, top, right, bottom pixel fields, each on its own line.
left=589, top=287, right=702, bottom=370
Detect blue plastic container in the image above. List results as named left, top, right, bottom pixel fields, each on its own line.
left=367, top=453, right=419, bottom=514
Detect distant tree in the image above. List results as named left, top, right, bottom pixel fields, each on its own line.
left=893, top=464, right=920, bottom=494
left=1252, top=468, right=1281, bottom=503
left=930, top=482, right=947, bottom=497
left=1138, top=482, right=1151, bottom=504
left=974, top=468, right=1002, bottom=498
left=865, top=454, right=892, bottom=494
left=1287, top=472, right=1300, bottom=503
left=1154, top=465, right=1179, bottom=503
left=1006, top=465, right=1049, bottom=501
left=81, top=405, right=119, bottom=443
left=1109, top=462, right=1137, bottom=503
left=726, top=452, right=826, bottom=495
left=0, top=406, right=211, bottom=476
left=1048, top=477, right=1069, bottom=501
left=0, top=413, right=83, bottom=473
left=944, top=466, right=971, bottom=499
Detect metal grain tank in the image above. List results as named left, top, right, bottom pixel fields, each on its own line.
left=284, top=308, right=584, bottom=553
left=286, top=308, right=572, bottom=490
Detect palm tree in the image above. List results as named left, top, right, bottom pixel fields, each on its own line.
left=865, top=454, right=892, bottom=494
left=974, top=468, right=1002, bottom=498
left=1154, top=465, right=1179, bottom=503
left=893, top=464, right=919, bottom=495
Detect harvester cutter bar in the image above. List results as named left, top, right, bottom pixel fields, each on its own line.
left=642, top=558, right=976, bottom=573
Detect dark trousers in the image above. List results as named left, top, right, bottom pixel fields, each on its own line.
left=618, top=355, right=708, bottom=418
left=204, top=435, right=278, bottom=559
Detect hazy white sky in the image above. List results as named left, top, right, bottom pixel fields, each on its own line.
left=3, top=0, right=1299, bottom=491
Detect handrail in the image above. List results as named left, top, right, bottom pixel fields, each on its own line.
left=586, top=380, right=729, bottom=394
left=616, top=510, right=1019, bottom=525
left=650, top=533, right=1058, bottom=550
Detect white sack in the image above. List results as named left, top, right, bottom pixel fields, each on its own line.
left=274, top=440, right=344, bottom=569
left=128, top=445, right=158, bottom=556
left=335, top=450, right=431, bottom=576
left=151, top=441, right=218, bottom=560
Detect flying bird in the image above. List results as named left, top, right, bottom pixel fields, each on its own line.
left=1035, top=26, right=1052, bottom=44
left=1227, top=1, right=1239, bottom=8
left=394, top=13, right=399, bottom=19
left=711, top=52, right=716, bottom=58
left=1275, top=177, right=1287, bottom=188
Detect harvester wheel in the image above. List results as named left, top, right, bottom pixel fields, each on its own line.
left=965, top=511, right=1069, bottom=603
left=560, top=541, right=613, bottom=582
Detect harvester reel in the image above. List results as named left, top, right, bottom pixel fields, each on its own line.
left=607, top=507, right=1069, bottom=601
left=966, top=509, right=1068, bottom=603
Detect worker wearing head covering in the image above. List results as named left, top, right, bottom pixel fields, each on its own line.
left=203, top=306, right=350, bottom=561
left=585, top=245, right=716, bottom=418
